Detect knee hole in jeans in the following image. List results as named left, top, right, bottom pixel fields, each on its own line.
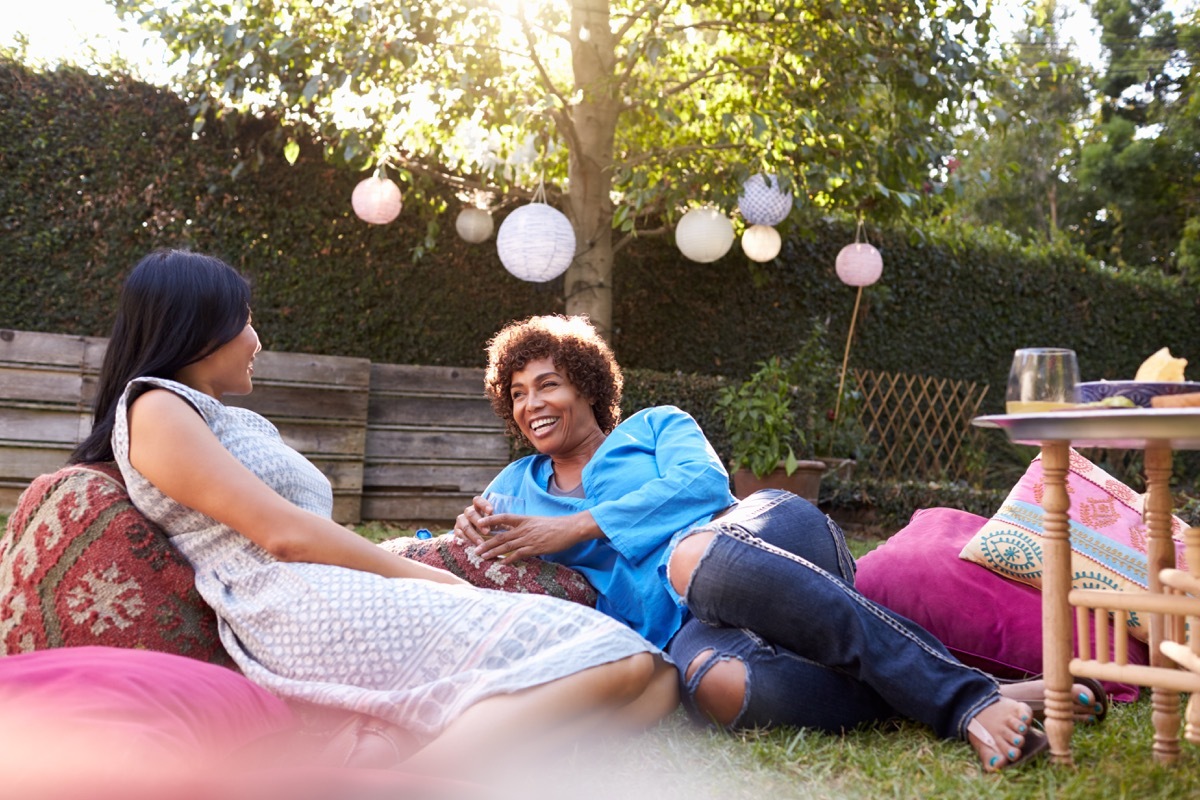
left=668, top=529, right=717, bottom=598
left=686, top=649, right=747, bottom=728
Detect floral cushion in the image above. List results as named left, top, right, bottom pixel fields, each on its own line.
left=958, top=449, right=1190, bottom=643
left=381, top=532, right=598, bottom=607
left=0, top=464, right=229, bottom=665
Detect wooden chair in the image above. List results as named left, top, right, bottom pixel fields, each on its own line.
left=1069, top=525, right=1200, bottom=760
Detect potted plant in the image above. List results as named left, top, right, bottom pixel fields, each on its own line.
left=716, top=322, right=870, bottom=500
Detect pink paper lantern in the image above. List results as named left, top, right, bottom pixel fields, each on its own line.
left=835, top=242, right=883, bottom=287
left=351, top=176, right=402, bottom=225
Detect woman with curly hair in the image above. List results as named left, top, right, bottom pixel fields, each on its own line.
left=455, top=313, right=1068, bottom=773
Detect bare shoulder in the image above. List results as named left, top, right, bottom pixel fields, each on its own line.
left=128, top=386, right=208, bottom=430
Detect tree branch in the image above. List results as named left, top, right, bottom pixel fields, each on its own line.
left=614, top=224, right=670, bottom=255
left=518, top=4, right=572, bottom=120
left=392, top=157, right=538, bottom=203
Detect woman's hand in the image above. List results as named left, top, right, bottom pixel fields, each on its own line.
left=471, top=510, right=602, bottom=562
left=453, top=496, right=495, bottom=548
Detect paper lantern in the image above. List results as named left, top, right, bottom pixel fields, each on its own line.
left=351, top=176, right=402, bottom=225
left=675, top=207, right=735, bottom=263
left=455, top=206, right=494, bottom=243
left=737, top=174, right=793, bottom=227
left=496, top=203, right=576, bottom=282
left=835, top=242, right=883, bottom=286
left=741, top=224, right=782, bottom=262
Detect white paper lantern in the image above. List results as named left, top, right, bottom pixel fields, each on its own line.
left=455, top=206, right=494, bottom=243
left=351, top=176, right=402, bottom=225
left=835, top=242, right=884, bottom=287
left=741, top=224, right=782, bottom=262
left=675, top=207, right=735, bottom=263
left=496, top=203, right=576, bottom=282
left=737, top=174, right=793, bottom=227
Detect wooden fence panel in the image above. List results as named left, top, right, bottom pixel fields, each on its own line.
left=0, top=331, right=103, bottom=510
left=362, top=363, right=509, bottom=525
left=1, top=330, right=371, bottom=524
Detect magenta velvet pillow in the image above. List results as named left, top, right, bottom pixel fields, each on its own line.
left=0, top=646, right=298, bottom=797
left=855, top=507, right=1146, bottom=702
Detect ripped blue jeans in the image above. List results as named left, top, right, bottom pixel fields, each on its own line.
left=664, top=489, right=998, bottom=740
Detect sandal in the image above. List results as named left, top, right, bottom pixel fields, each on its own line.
left=999, top=677, right=1108, bottom=724
left=967, top=716, right=1050, bottom=772
left=964, top=710, right=1051, bottom=772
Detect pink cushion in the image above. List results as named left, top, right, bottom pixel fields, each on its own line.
left=856, top=507, right=1146, bottom=702
left=0, top=646, right=297, bottom=797
left=958, top=449, right=1190, bottom=643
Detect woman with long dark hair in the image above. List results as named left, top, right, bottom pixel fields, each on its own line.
left=74, top=251, right=677, bottom=775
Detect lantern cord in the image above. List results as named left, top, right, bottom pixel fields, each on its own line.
left=834, top=285, right=863, bottom=426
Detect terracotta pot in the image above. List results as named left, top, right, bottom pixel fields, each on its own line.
left=731, top=460, right=826, bottom=503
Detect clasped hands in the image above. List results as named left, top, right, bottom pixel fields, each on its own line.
left=453, top=497, right=594, bottom=562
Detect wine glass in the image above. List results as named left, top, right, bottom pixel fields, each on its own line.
left=1005, top=348, right=1081, bottom=414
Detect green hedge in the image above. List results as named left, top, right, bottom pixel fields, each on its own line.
left=4, top=58, right=1199, bottom=442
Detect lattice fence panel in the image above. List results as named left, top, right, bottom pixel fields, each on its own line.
left=851, top=368, right=990, bottom=481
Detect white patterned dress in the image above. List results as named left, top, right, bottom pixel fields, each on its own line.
left=113, top=377, right=658, bottom=738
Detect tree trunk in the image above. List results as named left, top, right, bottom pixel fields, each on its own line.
left=564, top=0, right=618, bottom=339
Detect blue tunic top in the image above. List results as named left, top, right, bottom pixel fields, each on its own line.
left=484, top=406, right=736, bottom=648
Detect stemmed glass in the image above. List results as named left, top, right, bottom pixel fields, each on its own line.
left=1005, top=348, right=1080, bottom=414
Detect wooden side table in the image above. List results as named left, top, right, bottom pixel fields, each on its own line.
left=975, top=408, right=1200, bottom=765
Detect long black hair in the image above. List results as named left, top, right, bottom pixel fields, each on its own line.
left=70, top=249, right=252, bottom=464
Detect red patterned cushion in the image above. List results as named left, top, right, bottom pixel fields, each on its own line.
left=0, top=464, right=230, bottom=666
left=380, top=533, right=598, bottom=607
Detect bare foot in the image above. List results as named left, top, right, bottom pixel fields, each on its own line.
left=966, top=698, right=1043, bottom=772
left=998, top=678, right=1107, bottom=723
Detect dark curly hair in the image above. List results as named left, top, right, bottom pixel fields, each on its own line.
left=484, top=315, right=623, bottom=448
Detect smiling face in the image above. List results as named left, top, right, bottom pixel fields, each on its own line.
left=510, top=356, right=605, bottom=460
left=175, top=314, right=261, bottom=399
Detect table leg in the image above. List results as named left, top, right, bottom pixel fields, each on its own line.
left=1145, top=444, right=1181, bottom=763
left=1040, top=441, right=1074, bottom=765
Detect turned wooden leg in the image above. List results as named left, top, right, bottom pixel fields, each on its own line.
left=1145, top=444, right=1181, bottom=763
left=1040, top=441, right=1075, bottom=765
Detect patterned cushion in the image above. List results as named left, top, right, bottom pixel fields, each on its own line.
left=380, top=532, right=598, bottom=607
left=958, top=449, right=1190, bottom=643
left=0, top=464, right=230, bottom=665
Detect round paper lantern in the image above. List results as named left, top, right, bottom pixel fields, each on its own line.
left=835, top=242, right=884, bottom=287
left=675, top=207, right=735, bottom=263
left=455, top=206, right=494, bottom=243
left=351, top=176, right=402, bottom=225
left=741, top=224, right=782, bottom=262
left=737, top=174, right=793, bottom=227
left=495, top=203, right=576, bottom=282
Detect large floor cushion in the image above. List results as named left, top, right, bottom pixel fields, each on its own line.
left=857, top=507, right=1147, bottom=702
left=0, top=464, right=230, bottom=666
